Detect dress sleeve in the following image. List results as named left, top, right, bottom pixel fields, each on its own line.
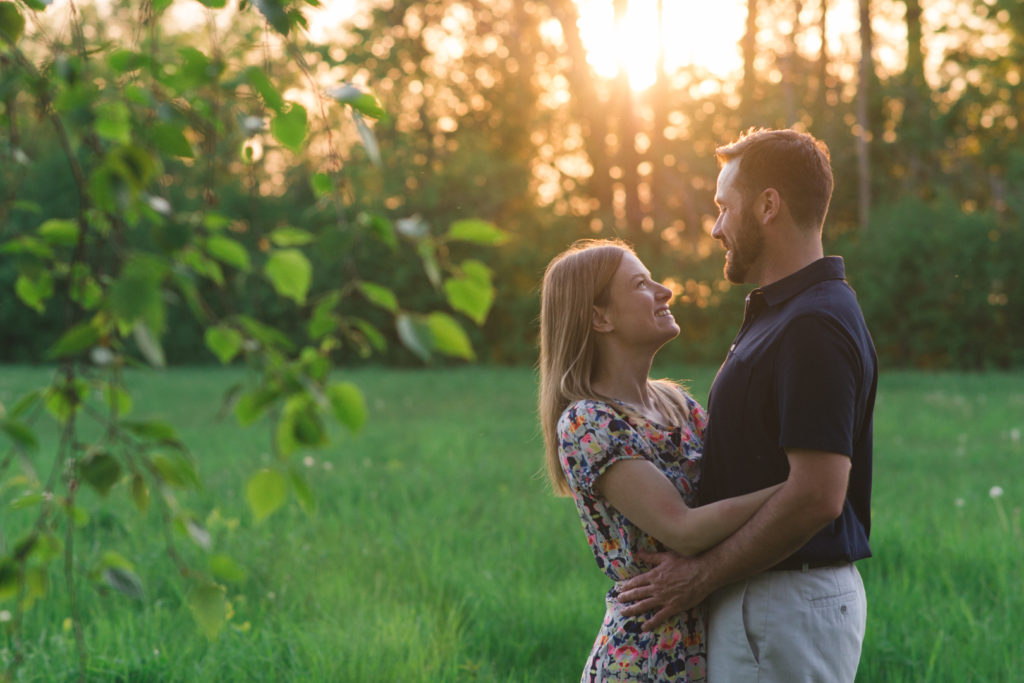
left=685, top=393, right=708, bottom=440
left=557, top=401, right=649, bottom=498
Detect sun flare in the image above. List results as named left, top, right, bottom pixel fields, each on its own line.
left=576, top=0, right=749, bottom=89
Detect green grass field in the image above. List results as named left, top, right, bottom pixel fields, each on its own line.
left=1, top=365, right=1022, bottom=681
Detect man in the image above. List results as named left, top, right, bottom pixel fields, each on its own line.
left=620, top=128, right=877, bottom=682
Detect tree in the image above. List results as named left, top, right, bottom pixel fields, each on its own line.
left=0, top=0, right=503, bottom=678
left=855, top=0, right=874, bottom=231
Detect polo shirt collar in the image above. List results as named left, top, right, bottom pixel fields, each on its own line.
left=758, top=256, right=846, bottom=307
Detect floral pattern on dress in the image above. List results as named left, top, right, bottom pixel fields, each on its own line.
left=558, top=395, right=708, bottom=682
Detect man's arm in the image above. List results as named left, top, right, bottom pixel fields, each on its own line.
left=618, top=448, right=851, bottom=630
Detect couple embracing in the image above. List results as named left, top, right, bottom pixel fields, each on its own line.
left=538, top=128, right=877, bottom=682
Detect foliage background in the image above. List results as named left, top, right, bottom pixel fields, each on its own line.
left=2, top=0, right=1023, bottom=369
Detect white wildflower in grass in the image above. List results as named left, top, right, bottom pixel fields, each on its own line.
left=1011, top=428, right=1021, bottom=443
left=990, top=486, right=1004, bottom=499
left=322, top=461, right=334, bottom=471
left=303, top=456, right=315, bottom=468
left=0, top=610, right=10, bottom=623
left=955, top=498, right=965, bottom=508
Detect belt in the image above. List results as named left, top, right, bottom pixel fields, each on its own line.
left=770, top=557, right=851, bottom=572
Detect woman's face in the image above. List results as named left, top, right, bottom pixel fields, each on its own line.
left=594, top=251, right=679, bottom=349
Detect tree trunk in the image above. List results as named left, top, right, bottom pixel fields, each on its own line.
left=856, top=0, right=873, bottom=232
left=740, top=0, right=759, bottom=125
left=550, top=0, right=614, bottom=227
left=903, top=0, right=930, bottom=195
left=613, top=0, right=643, bottom=233
left=815, top=0, right=830, bottom=129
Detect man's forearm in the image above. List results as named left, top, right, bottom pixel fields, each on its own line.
left=696, top=483, right=835, bottom=592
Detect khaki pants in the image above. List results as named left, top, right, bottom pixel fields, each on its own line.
left=707, top=563, right=866, bottom=683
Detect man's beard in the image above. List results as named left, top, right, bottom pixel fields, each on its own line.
left=723, top=206, right=764, bottom=284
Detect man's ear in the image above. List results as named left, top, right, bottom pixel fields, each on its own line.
left=592, top=305, right=614, bottom=333
left=757, top=188, right=782, bottom=225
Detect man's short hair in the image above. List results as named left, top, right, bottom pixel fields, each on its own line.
left=716, top=128, right=834, bottom=231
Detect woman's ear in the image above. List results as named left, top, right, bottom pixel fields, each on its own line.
left=592, top=305, right=614, bottom=333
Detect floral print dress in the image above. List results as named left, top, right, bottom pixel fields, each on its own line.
left=558, top=395, right=708, bottom=682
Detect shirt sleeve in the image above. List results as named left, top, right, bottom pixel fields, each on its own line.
left=557, top=401, right=649, bottom=497
left=775, top=314, right=861, bottom=457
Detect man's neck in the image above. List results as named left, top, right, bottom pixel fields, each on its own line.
left=753, top=233, right=824, bottom=288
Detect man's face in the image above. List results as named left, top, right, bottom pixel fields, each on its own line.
left=712, top=160, right=764, bottom=284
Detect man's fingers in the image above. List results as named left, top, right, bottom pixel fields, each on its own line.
left=617, top=585, right=651, bottom=604
left=620, top=597, right=662, bottom=617
left=642, top=606, right=675, bottom=632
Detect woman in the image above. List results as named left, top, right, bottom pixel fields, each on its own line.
left=538, top=239, right=780, bottom=682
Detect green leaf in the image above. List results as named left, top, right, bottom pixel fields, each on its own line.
left=396, top=313, right=431, bottom=363
left=122, top=419, right=180, bottom=446
left=416, top=240, right=442, bottom=288
left=264, top=249, right=311, bottom=304
left=133, top=321, right=166, bottom=368
left=205, top=235, right=251, bottom=272
left=351, top=111, right=381, bottom=166
left=327, top=381, right=367, bottom=433
left=185, top=518, right=211, bottom=549
left=46, top=321, right=100, bottom=359
left=234, top=387, right=280, bottom=426
left=0, top=560, right=19, bottom=600
left=275, top=396, right=325, bottom=457
left=311, top=172, right=332, bottom=197
left=196, top=0, right=227, bottom=7
left=359, top=213, right=397, bottom=250
left=0, top=3, right=26, bottom=44
left=79, top=451, right=121, bottom=496
left=268, top=226, right=314, bottom=247
left=236, top=315, right=295, bottom=351
left=245, top=66, right=284, bottom=112
left=289, top=467, right=315, bottom=514
left=350, top=93, right=387, bottom=120
left=1, top=236, right=54, bottom=259
left=94, top=100, right=132, bottom=145
left=205, top=325, right=243, bottom=364
left=351, top=318, right=387, bottom=353
left=445, top=219, right=508, bottom=245
left=107, top=48, right=145, bottom=73
left=460, top=259, right=493, bottom=285
left=10, top=492, right=43, bottom=510
left=209, top=554, right=248, bottom=583
left=108, top=255, right=167, bottom=333
left=356, top=281, right=398, bottom=313
left=443, top=276, right=495, bottom=325
left=131, top=474, right=150, bottom=513
left=246, top=468, right=288, bottom=523
left=187, top=581, right=227, bottom=640
left=15, top=271, right=54, bottom=314
left=103, top=567, right=143, bottom=599
left=37, top=218, right=79, bottom=247
left=427, top=312, right=475, bottom=360
left=103, top=384, right=134, bottom=417
left=44, top=379, right=89, bottom=423
left=1, top=419, right=37, bottom=451
left=271, top=103, right=307, bottom=152
left=254, top=0, right=291, bottom=36
left=149, top=451, right=200, bottom=489
left=151, top=122, right=194, bottom=158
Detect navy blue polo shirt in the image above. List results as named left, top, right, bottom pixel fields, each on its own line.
left=699, top=256, right=876, bottom=567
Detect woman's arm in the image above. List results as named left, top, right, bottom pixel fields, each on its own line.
left=595, top=459, right=782, bottom=556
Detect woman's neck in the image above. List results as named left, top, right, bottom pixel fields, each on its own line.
left=591, top=350, right=655, bottom=408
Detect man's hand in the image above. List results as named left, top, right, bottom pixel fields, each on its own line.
left=618, top=551, right=714, bottom=631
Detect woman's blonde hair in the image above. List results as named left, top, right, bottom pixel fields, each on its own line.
left=538, top=239, right=691, bottom=496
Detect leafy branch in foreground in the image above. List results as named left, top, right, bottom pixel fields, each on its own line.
left=0, top=0, right=507, bottom=679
